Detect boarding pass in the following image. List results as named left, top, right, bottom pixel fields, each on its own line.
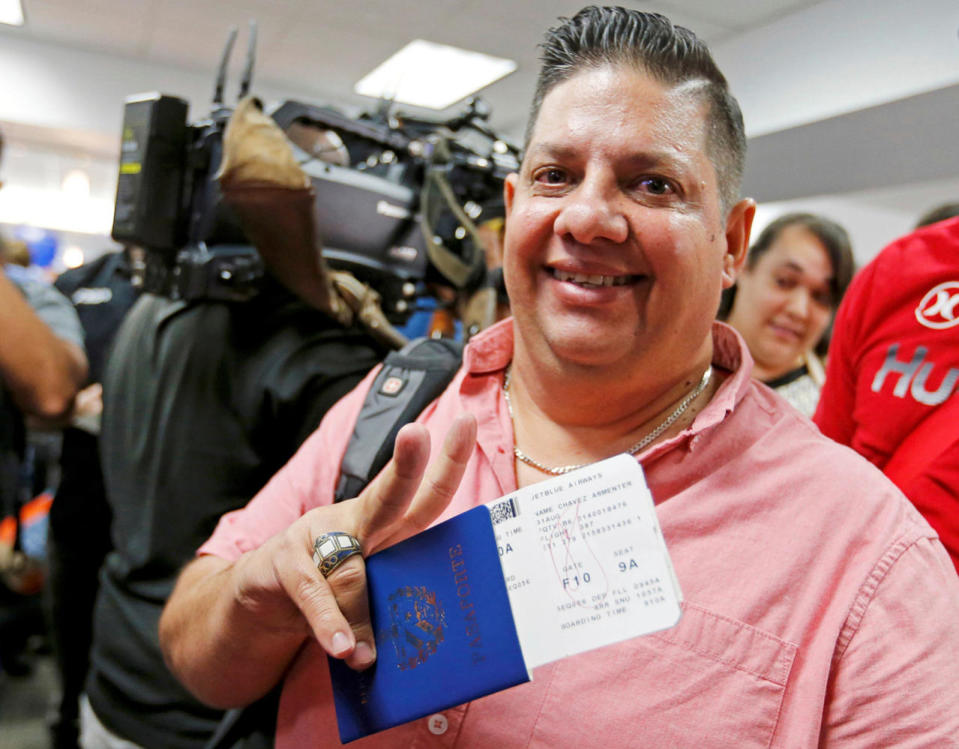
left=486, top=453, right=683, bottom=669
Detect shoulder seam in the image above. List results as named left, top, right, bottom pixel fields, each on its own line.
left=833, top=529, right=928, bottom=663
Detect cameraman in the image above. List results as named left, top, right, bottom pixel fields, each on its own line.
left=82, top=273, right=389, bottom=749
left=79, top=110, right=393, bottom=748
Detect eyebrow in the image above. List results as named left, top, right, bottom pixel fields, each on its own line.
left=526, top=142, right=692, bottom=171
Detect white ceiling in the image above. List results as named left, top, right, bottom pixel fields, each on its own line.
left=10, top=0, right=825, bottom=141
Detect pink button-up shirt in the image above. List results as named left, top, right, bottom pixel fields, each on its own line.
left=201, top=320, right=959, bottom=748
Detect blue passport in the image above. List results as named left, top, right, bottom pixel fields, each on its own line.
left=328, top=505, right=530, bottom=743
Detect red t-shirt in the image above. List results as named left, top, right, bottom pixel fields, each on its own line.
left=815, top=216, right=959, bottom=570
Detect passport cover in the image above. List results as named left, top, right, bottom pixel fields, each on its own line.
left=329, top=505, right=530, bottom=743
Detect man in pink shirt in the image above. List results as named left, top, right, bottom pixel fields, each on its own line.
left=159, top=7, right=959, bottom=747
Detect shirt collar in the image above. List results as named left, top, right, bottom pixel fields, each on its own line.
left=462, top=317, right=753, bottom=445
left=463, top=317, right=514, bottom=375
left=692, top=321, right=753, bottom=434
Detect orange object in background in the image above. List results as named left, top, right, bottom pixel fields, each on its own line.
left=0, top=492, right=53, bottom=595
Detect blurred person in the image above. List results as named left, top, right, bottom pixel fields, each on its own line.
left=719, top=212, right=854, bottom=416
left=915, top=201, right=959, bottom=229
left=44, top=247, right=141, bottom=748
left=0, top=129, right=88, bottom=678
left=81, top=266, right=390, bottom=749
left=0, top=131, right=86, bottom=422
left=78, top=100, right=401, bottom=749
left=160, top=8, right=959, bottom=748
left=815, top=215, right=959, bottom=572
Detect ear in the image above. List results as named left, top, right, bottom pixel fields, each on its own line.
left=503, top=172, right=518, bottom=219
left=721, top=198, right=755, bottom=289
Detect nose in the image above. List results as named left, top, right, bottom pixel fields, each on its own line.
left=784, top=287, right=811, bottom=320
left=553, top=177, right=629, bottom=245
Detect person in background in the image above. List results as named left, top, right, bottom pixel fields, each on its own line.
left=815, top=214, right=959, bottom=573
left=160, top=8, right=959, bottom=747
left=0, top=128, right=88, bottom=679
left=719, top=212, right=854, bottom=416
left=46, top=247, right=141, bottom=749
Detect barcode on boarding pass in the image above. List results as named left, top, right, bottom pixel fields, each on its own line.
left=488, top=497, right=519, bottom=525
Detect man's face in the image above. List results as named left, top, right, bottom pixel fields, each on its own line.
left=503, top=65, right=752, bottom=380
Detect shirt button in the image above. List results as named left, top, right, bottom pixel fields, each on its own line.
left=427, top=713, right=448, bottom=735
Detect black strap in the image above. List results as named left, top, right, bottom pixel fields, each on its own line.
left=334, top=336, right=464, bottom=502
left=204, top=686, right=280, bottom=749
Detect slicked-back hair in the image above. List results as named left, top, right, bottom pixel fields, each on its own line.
left=525, top=6, right=746, bottom=212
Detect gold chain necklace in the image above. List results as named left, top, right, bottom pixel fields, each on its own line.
left=503, top=365, right=712, bottom=476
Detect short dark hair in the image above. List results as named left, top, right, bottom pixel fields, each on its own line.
left=526, top=6, right=746, bottom=212
left=718, top=212, right=855, bottom=355
left=915, top=202, right=959, bottom=229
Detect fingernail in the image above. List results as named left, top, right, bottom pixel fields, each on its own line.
left=353, top=640, right=376, bottom=667
left=331, top=631, right=352, bottom=656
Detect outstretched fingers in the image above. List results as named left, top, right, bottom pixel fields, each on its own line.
left=267, top=413, right=477, bottom=671
left=373, top=412, right=477, bottom=550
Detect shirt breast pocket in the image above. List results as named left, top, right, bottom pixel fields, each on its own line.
left=530, top=602, right=797, bottom=749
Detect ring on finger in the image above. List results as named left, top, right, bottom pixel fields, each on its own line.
left=313, top=532, right=363, bottom=578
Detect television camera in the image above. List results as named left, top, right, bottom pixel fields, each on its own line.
left=111, top=24, right=519, bottom=324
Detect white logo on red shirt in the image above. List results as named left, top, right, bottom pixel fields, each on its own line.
left=915, top=281, right=959, bottom=329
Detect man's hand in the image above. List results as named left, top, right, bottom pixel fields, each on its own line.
left=243, top=412, right=476, bottom=668
left=160, top=413, right=477, bottom=707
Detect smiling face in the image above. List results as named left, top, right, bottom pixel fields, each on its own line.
left=503, top=64, right=753, bottom=387
left=725, top=223, right=836, bottom=381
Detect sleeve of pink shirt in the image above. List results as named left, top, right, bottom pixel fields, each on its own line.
left=819, top=534, right=959, bottom=746
left=197, top=366, right=381, bottom=560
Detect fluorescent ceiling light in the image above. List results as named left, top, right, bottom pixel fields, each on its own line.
left=0, top=0, right=24, bottom=26
left=355, top=39, right=516, bottom=110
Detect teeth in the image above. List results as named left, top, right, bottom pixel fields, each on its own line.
left=554, top=270, right=631, bottom=287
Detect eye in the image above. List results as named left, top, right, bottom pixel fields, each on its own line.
left=534, top=167, right=568, bottom=185
left=774, top=275, right=796, bottom=290
left=638, top=177, right=673, bottom=195
left=812, top=289, right=834, bottom=308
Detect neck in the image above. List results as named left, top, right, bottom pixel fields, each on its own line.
left=752, top=355, right=804, bottom=383
left=506, top=338, right=718, bottom=481
left=510, top=333, right=715, bottom=426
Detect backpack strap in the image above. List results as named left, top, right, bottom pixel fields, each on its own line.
left=334, top=337, right=464, bottom=503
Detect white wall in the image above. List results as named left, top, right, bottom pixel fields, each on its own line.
left=714, top=0, right=959, bottom=137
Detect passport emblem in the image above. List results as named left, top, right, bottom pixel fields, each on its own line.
left=386, top=586, right=447, bottom=670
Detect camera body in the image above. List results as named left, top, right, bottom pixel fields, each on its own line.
left=111, top=90, right=518, bottom=318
